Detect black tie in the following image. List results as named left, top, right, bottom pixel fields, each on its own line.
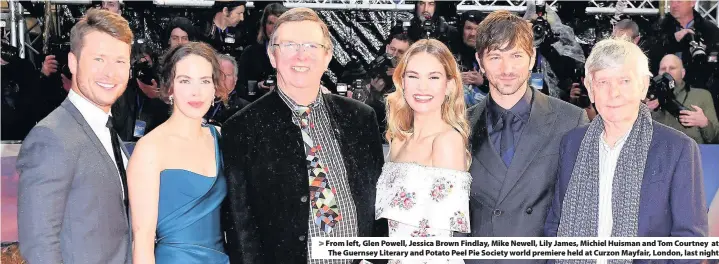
left=499, top=111, right=515, bottom=166
left=106, top=117, right=129, bottom=216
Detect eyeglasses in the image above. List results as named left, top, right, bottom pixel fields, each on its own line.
left=272, top=42, right=327, bottom=56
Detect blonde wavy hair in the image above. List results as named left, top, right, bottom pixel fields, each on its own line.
left=384, top=39, right=471, bottom=166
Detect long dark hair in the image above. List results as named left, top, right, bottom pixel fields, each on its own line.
left=256, top=3, right=287, bottom=44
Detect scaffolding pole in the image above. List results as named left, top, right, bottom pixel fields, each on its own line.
left=17, top=2, right=26, bottom=59
left=9, top=0, right=17, bottom=48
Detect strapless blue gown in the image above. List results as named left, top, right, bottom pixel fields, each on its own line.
left=154, top=126, right=229, bottom=264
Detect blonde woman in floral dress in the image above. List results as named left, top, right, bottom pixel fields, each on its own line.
left=375, top=39, right=473, bottom=264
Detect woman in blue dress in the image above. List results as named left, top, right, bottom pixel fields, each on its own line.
left=126, top=42, right=229, bottom=264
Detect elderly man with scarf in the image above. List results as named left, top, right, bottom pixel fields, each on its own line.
left=544, top=38, right=707, bottom=263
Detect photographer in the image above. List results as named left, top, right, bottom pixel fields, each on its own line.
left=111, top=43, right=170, bottom=141
left=1, top=41, right=41, bottom=140
left=453, top=10, right=487, bottom=107
left=201, top=1, right=248, bottom=58
left=166, top=16, right=200, bottom=50
left=649, top=0, right=719, bottom=89
left=362, top=33, right=412, bottom=136
left=525, top=1, right=584, bottom=100
left=647, top=54, right=718, bottom=144
left=367, top=32, right=412, bottom=92
left=204, top=54, right=250, bottom=126
left=407, top=0, right=457, bottom=46
left=237, top=3, right=287, bottom=102
left=613, top=19, right=641, bottom=45
left=99, top=0, right=122, bottom=15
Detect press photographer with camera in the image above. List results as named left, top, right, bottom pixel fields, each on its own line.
left=360, top=32, right=412, bottom=137
left=649, top=0, right=719, bottom=90
left=366, top=32, right=412, bottom=93
left=525, top=1, right=583, bottom=99
left=111, top=43, right=170, bottom=141
left=407, top=0, right=457, bottom=46
left=645, top=54, right=718, bottom=144
left=203, top=54, right=250, bottom=126
left=237, top=3, right=287, bottom=102
left=201, top=1, right=248, bottom=58
left=452, top=10, right=488, bottom=107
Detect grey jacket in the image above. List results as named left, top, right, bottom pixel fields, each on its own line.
left=17, top=98, right=131, bottom=264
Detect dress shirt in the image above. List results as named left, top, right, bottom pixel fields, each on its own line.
left=277, top=88, right=358, bottom=264
left=68, top=90, right=128, bottom=196
left=487, top=87, right=534, bottom=158
left=596, top=130, right=630, bottom=264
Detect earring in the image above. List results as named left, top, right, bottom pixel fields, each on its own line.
left=211, top=100, right=215, bottom=107
left=169, top=95, right=174, bottom=105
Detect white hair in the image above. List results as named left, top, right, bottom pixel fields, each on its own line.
left=584, top=38, right=652, bottom=93
left=217, top=53, right=238, bottom=77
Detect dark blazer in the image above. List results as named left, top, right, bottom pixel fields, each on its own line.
left=221, top=90, right=387, bottom=264
left=544, top=121, right=708, bottom=245
left=466, top=90, right=587, bottom=264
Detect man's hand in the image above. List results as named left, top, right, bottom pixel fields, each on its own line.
left=679, top=105, right=710, bottom=128
left=645, top=99, right=660, bottom=111
left=674, top=28, right=696, bottom=42
left=370, top=77, right=386, bottom=92
left=41, top=55, right=59, bottom=77
left=386, top=67, right=395, bottom=77
left=137, top=79, right=159, bottom=99
left=258, top=80, right=274, bottom=91
left=461, top=70, right=484, bottom=86
left=61, top=73, right=72, bottom=92
left=569, top=83, right=581, bottom=101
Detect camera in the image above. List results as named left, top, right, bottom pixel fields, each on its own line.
left=48, top=42, right=72, bottom=78
left=572, top=67, right=592, bottom=109
left=368, top=53, right=395, bottom=80
left=265, top=74, right=276, bottom=87
left=686, top=28, right=708, bottom=62
left=647, top=72, right=688, bottom=117
left=421, top=16, right=435, bottom=39
left=132, top=60, right=156, bottom=85
left=1, top=41, right=20, bottom=64
left=531, top=3, right=559, bottom=47
left=350, top=79, right=369, bottom=103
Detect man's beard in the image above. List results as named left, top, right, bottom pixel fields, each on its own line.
left=490, top=75, right=528, bottom=96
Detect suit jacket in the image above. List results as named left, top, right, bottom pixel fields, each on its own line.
left=17, top=98, right=131, bottom=264
left=544, top=121, right=708, bottom=264
left=221, top=90, right=387, bottom=264
left=466, top=90, right=587, bottom=264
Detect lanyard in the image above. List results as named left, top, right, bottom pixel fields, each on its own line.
left=209, top=102, right=222, bottom=119
left=136, top=95, right=144, bottom=119
left=537, top=54, right=543, bottom=71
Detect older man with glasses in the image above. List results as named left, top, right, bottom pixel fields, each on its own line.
left=545, top=38, right=707, bottom=264
left=220, top=7, right=387, bottom=264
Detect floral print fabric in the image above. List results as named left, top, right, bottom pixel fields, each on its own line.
left=375, top=162, right=472, bottom=264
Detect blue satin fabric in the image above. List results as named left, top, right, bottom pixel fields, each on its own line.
left=154, top=126, right=229, bottom=264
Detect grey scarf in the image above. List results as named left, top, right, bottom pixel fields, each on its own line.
left=556, top=104, right=653, bottom=264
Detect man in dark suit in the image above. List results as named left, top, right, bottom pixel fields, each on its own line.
left=16, top=9, right=133, bottom=264
left=465, top=11, right=588, bottom=264
left=545, top=38, right=706, bottom=264
left=221, top=7, right=386, bottom=264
